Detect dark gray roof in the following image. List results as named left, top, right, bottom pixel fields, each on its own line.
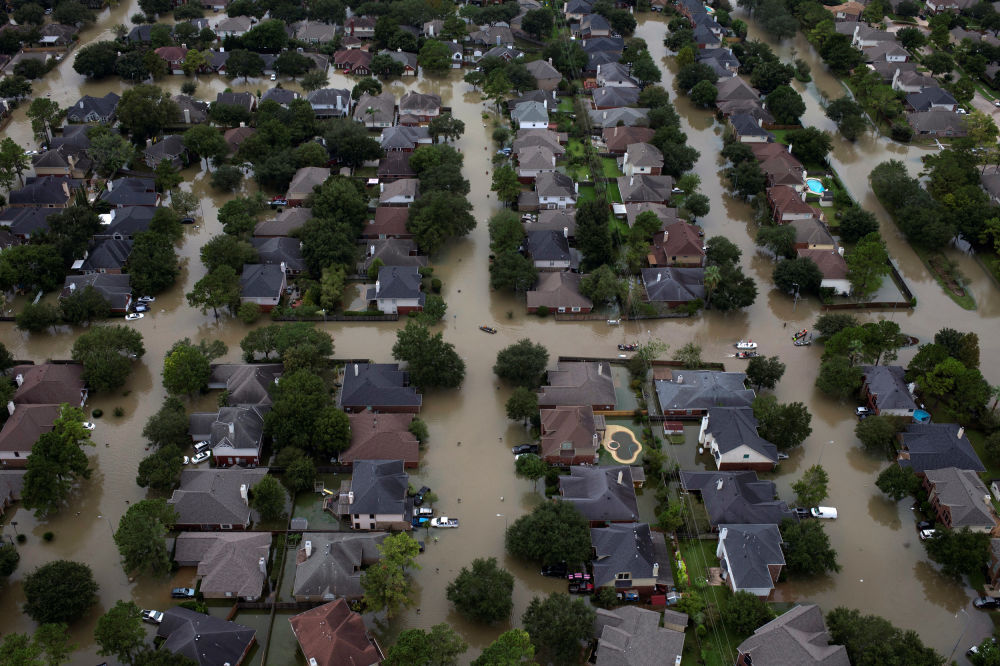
left=924, top=467, right=996, bottom=528
left=718, top=523, right=784, bottom=591
left=587, top=50, right=621, bottom=71
left=641, top=267, right=705, bottom=302
left=307, top=87, right=351, bottom=105
left=9, top=177, right=78, bottom=206
left=861, top=365, right=916, bottom=412
left=128, top=24, right=153, bottom=42
left=679, top=470, right=797, bottom=526
left=527, top=229, right=571, bottom=262
left=380, top=125, right=430, bottom=150
left=61, top=274, right=132, bottom=311
left=293, top=532, right=387, bottom=599
left=654, top=370, right=754, bottom=411
left=705, top=407, right=777, bottom=462
left=588, top=107, right=650, bottom=128
left=399, top=91, right=441, bottom=114
left=145, top=135, right=185, bottom=162
left=591, top=522, right=671, bottom=587
left=697, top=47, right=739, bottom=69
left=208, top=363, right=283, bottom=407
left=731, top=113, right=771, bottom=137
left=262, top=87, right=300, bottom=106
left=206, top=406, right=265, bottom=456
left=618, top=175, right=675, bottom=204
left=349, top=460, right=409, bottom=515
left=906, top=86, right=957, bottom=112
left=539, top=361, right=616, bottom=408
left=898, top=423, right=985, bottom=474
left=157, top=607, right=256, bottom=666
left=594, top=606, right=685, bottom=666
left=359, top=239, right=427, bottom=272
left=80, top=239, right=132, bottom=271
left=338, top=363, right=422, bottom=410
left=583, top=36, right=624, bottom=53
left=100, top=177, right=157, bottom=207
left=216, top=91, right=256, bottom=111
left=100, top=206, right=155, bottom=238
left=737, top=604, right=850, bottom=665
left=560, top=466, right=639, bottom=522
left=693, top=24, right=721, bottom=43
left=240, top=264, right=285, bottom=298
left=371, top=265, right=422, bottom=299
left=581, top=13, right=611, bottom=32
left=251, top=237, right=306, bottom=272
left=66, top=92, right=119, bottom=122
left=536, top=171, right=576, bottom=198
left=908, top=108, right=967, bottom=134
left=592, top=86, right=639, bottom=108
left=254, top=208, right=313, bottom=237
left=0, top=207, right=59, bottom=236
left=512, top=100, right=549, bottom=124
left=168, top=467, right=269, bottom=527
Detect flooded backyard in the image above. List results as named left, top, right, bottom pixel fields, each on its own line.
left=0, top=5, right=999, bottom=665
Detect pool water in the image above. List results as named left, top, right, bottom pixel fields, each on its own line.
left=806, top=178, right=825, bottom=194
left=704, top=5, right=716, bottom=12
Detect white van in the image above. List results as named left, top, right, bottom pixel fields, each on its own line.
left=811, top=506, right=838, bottom=519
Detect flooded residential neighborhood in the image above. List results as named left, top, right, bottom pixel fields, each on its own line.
left=1, top=0, right=1000, bottom=664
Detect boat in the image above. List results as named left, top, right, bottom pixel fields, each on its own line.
left=607, top=319, right=621, bottom=326
left=618, top=343, right=638, bottom=351
left=479, top=325, right=497, bottom=334
left=734, top=340, right=757, bottom=350
left=793, top=339, right=812, bottom=347
left=792, top=329, right=808, bottom=341
left=430, top=516, right=459, bottom=528
left=735, top=350, right=759, bottom=359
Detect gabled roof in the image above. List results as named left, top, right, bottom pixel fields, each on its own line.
left=252, top=237, right=306, bottom=272
left=625, top=143, right=663, bottom=168
left=536, top=171, right=576, bottom=198
left=61, top=274, right=132, bottom=311
left=650, top=222, right=704, bottom=261
left=592, top=86, right=640, bottom=108
left=908, top=108, right=967, bottom=133
left=216, top=91, right=256, bottom=110
left=255, top=208, right=313, bottom=237
left=12, top=364, right=85, bottom=406
left=349, top=459, right=409, bottom=514
left=532, top=208, right=577, bottom=235
left=367, top=206, right=409, bottom=237
left=172, top=94, right=210, bottom=124
left=80, top=238, right=132, bottom=271
left=9, top=177, right=76, bottom=206
left=737, top=604, right=850, bottom=665
left=339, top=363, right=422, bottom=410
left=370, top=265, right=423, bottom=300
left=262, top=87, right=300, bottom=106
left=796, top=249, right=848, bottom=279
left=539, top=361, right=616, bottom=408
left=224, top=126, right=256, bottom=152
left=906, top=86, right=957, bottom=111
left=169, top=468, right=269, bottom=526
left=705, top=407, right=777, bottom=462
left=598, top=62, right=638, bottom=86
left=924, top=467, right=996, bottom=529
left=625, top=203, right=678, bottom=228
left=898, top=423, right=985, bottom=474
left=603, top=126, right=656, bottom=152
left=528, top=272, right=594, bottom=312
left=540, top=405, right=597, bottom=459
left=526, top=58, right=562, bottom=81
left=560, top=466, right=638, bottom=522
left=527, top=229, right=571, bottom=262
left=66, top=92, right=119, bottom=121
left=860, top=365, right=916, bottom=412
left=293, top=533, right=387, bottom=599
left=514, top=128, right=567, bottom=155
left=381, top=125, right=430, bottom=150
left=353, top=91, right=395, bottom=124
left=174, top=532, right=271, bottom=598
left=209, top=363, right=283, bottom=407
left=591, top=522, right=671, bottom=587
left=641, top=267, right=705, bottom=302
left=731, top=112, right=771, bottom=137
left=582, top=36, right=624, bottom=53
left=307, top=88, right=351, bottom=106
left=293, top=19, right=337, bottom=42
left=715, top=76, right=760, bottom=103
left=769, top=185, right=815, bottom=217
left=155, top=45, right=188, bottom=62
left=719, top=523, right=784, bottom=591
left=588, top=107, right=650, bottom=128
left=0, top=404, right=60, bottom=454
left=341, top=413, right=419, bottom=466
left=788, top=217, right=834, bottom=246
left=513, top=100, right=549, bottom=124
left=399, top=91, right=441, bottom=114
left=618, top=175, right=675, bottom=203
left=240, top=264, right=285, bottom=298
left=204, top=405, right=265, bottom=456
left=594, top=606, right=684, bottom=666
left=358, top=239, right=426, bottom=272
left=0, top=207, right=58, bottom=236
left=581, top=12, right=611, bottom=32
left=287, top=167, right=331, bottom=197
left=680, top=470, right=797, bottom=526
left=157, top=607, right=256, bottom=666
left=383, top=49, right=418, bottom=69
left=215, top=15, right=253, bottom=32
left=654, top=370, right=754, bottom=411
left=289, top=599, right=382, bottom=666
left=379, top=179, right=419, bottom=201
left=518, top=145, right=556, bottom=171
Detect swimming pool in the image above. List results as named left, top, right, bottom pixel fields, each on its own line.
left=806, top=178, right=825, bottom=194
left=704, top=4, right=716, bottom=12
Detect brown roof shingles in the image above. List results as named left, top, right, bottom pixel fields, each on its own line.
left=289, top=599, right=382, bottom=666
left=340, top=413, right=419, bottom=466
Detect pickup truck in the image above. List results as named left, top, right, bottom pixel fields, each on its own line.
left=430, top=516, right=459, bottom=528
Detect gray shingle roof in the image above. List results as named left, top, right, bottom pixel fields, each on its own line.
left=206, top=406, right=265, bottom=457
left=348, top=459, right=409, bottom=514
left=353, top=91, right=395, bottom=124
left=705, top=407, right=778, bottom=463
left=80, top=238, right=132, bottom=271
left=536, top=171, right=576, bottom=198
left=526, top=59, right=562, bottom=81
left=168, top=467, right=269, bottom=527
left=592, top=86, right=640, bottom=108
left=718, top=523, right=784, bottom=591
left=251, top=237, right=306, bottom=272
left=538, top=361, right=616, bottom=408
left=61, top=274, right=132, bottom=311
left=157, top=607, right=256, bottom=666
left=680, top=470, right=797, bottom=526
left=924, top=467, right=996, bottom=529
left=641, top=267, right=705, bottom=302
left=527, top=229, right=571, bottom=262
left=624, top=143, right=663, bottom=168
left=861, top=365, right=917, bottom=412
left=594, top=606, right=685, bottom=666
left=371, top=265, right=422, bottom=299
left=66, top=92, right=119, bottom=122
left=618, top=175, right=675, bottom=203
left=338, top=363, right=422, bottom=410
left=737, top=604, right=850, bottom=665
left=560, top=466, right=639, bottom=522
left=208, top=363, right=283, bottom=407
left=588, top=107, right=650, bottom=128
left=174, top=532, right=271, bottom=599
left=292, top=532, right=387, bottom=599
left=906, top=86, right=957, bottom=111
left=591, top=522, right=672, bottom=587
left=240, top=264, right=285, bottom=298
left=399, top=91, right=441, bottom=114
left=359, top=239, right=427, bottom=272
left=898, top=423, right=984, bottom=474
left=512, top=100, right=549, bottom=124
left=654, top=370, right=754, bottom=411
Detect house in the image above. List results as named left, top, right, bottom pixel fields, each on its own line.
left=517, top=145, right=557, bottom=181
left=892, top=67, right=936, bottom=93
left=38, top=22, right=77, bottom=46
left=254, top=208, right=313, bottom=238
left=383, top=49, right=418, bottom=75
left=588, top=107, right=650, bottom=128
left=561, top=466, right=639, bottom=524
left=286, top=167, right=330, bottom=206
left=379, top=179, right=418, bottom=206
left=908, top=109, right=967, bottom=137
left=367, top=266, right=425, bottom=315
left=596, top=62, right=639, bottom=88
left=143, top=135, right=186, bottom=169
left=736, top=604, right=850, bottom=666
left=74, top=238, right=132, bottom=274
left=826, top=0, right=864, bottom=20
left=261, top=87, right=300, bottom=107
left=863, top=41, right=909, bottom=63
left=398, top=92, right=441, bottom=122
left=293, top=20, right=337, bottom=44
left=512, top=101, right=549, bottom=129
left=717, top=99, right=773, bottom=124
left=924, top=467, right=999, bottom=533
left=100, top=177, right=159, bottom=208
left=514, top=128, right=567, bottom=156
left=353, top=92, right=395, bottom=128
left=328, top=460, right=411, bottom=531
left=753, top=145, right=806, bottom=190
left=525, top=58, right=563, bottom=90
left=679, top=470, right=798, bottom=528
left=623, top=202, right=679, bottom=229
left=224, top=126, right=256, bottom=153
left=346, top=16, right=376, bottom=38
left=333, top=48, right=372, bottom=75
left=527, top=271, right=594, bottom=314
left=618, top=175, right=675, bottom=205
left=983, top=165, right=1000, bottom=205
left=716, top=77, right=760, bottom=104
left=788, top=217, right=835, bottom=250
left=10, top=363, right=87, bottom=409
left=65, top=92, right=119, bottom=123
left=700, top=407, right=778, bottom=471
left=768, top=186, right=817, bottom=223
left=851, top=23, right=895, bottom=48
left=565, top=0, right=594, bottom=20
left=8, top=177, right=78, bottom=208
left=0, top=404, right=61, bottom=468
left=795, top=248, right=850, bottom=295
left=341, top=413, right=419, bottom=468
left=593, top=606, right=685, bottom=666
left=527, top=229, right=572, bottom=271
left=582, top=36, right=624, bottom=54
left=641, top=267, right=705, bottom=306
left=538, top=361, right=617, bottom=411
left=207, top=363, right=283, bottom=408
left=592, top=86, right=639, bottom=109
left=580, top=12, right=612, bottom=37
left=155, top=46, right=188, bottom=74
left=508, top=89, right=555, bottom=112
left=531, top=209, right=577, bottom=238
left=216, top=91, right=257, bottom=114
left=0, top=470, right=24, bottom=515
left=363, top=206, right=412, bottom=240
left=586, top=50, right=622, bottom=74
left=127, top=24, right=153, bottom=42
left=32, top=148, right=90, bottom=179
left=251, top=237, right=306, bottom=275
left=697, top=47, right=740, bottom=78
left=906, top=86, right=958, bottom=112
left=693, top=22, right=723, bottom=48
left=289, top=599, right=384, bottom=666
left=539, top=405, right=602, bottom=465
left=188, top=406, right=265, bottom=467
left=897, top=424, right=985, bottom=475
left=94, top=207, right=154, bottom=241
left=469, top=24, right=515, bottom=48
left=358, top=239, right=426, bottom=274
left=380, top=125, right=432, bottom=152
left=730, top=113, right=773, bottom=143
left=215, top=15, right=253, bottom=38
left=536, top=171, right=578, bottom=209
left=157, top=607, right=256, bottom=666
left=240, top=264, right=286, bottom=311
left=591, top=523, right=672, bottom=598
left=292, top=533, right=387, bottom=601
left=173, top=532, right=272, bottom=600
left=338, top=363, right=422, bottom=413
left=444, top=40, right=464, bottom=67
left=623, top=143, right=663, bottom=176
left=717, top=524, right=785, bottom=597
left=61, top=274, right=132, bottom=313
left=307, top=88, right=352, bottom=118
left=173, top=94, right=210, bottom=124
left=167, top=467, right=270, bottom=530
left=860, top=365, right=917, bottom=416
left=602, top=126, right=656, bottom=154
left=648, top=222, right=705, bottom=268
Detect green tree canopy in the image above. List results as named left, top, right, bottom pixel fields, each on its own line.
left=506, top=500, right=591, bottom=565
left=745, top=355, right=786, bottom=391
left=392, top=321, right=466, bottom=389
left=95, top=601, right=147, bottom=665
left=71, top=324, right=145, bottom=393
left=250, top=475, right=287, bottom=521
left=113, top=499, right=178, bottom=577
left=752, top=395, right=813, bottom=450
left=781, top=519, right=841, bottom=576
left=471, top=629, right=535, bottom=666
left=522, top=592, right=595, bottom=666
left=792, top=464, right=829, bottom=508
left=446, top=557, right=515, bottom=623
left=361, top=533, right=421, bottom=618
left=23, top=560, right=98, bottom=624
left=875, top=464, right=921, bottom=500
left=21, top=406, right=93, bottom=517
left=826, top=607, right=943, bottom=665
left=494, top=339, right=549, bottom=387
left=383, top=623, right=467, bottom=666
left=855, top=415, right=900, bottom=459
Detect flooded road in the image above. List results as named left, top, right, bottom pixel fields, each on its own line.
left=0, top=7, right=999, bottom=664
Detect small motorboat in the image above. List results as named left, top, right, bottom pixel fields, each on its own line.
left=792, top=329, right=809, bottom=341
left=607, top=319, right=621, bottom=326
left=735, top=350, right=759, bottom=359
left=479, top=325, right=497, bottom=334
left=734, top=340, right=757, bottom=350
left=793, top=338, right=812, bottom=347
left=618, top=343, right=638, bottom=351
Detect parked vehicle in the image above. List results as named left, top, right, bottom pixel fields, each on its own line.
left=412, top=485, right=431, bottom=506
left=776, top=452, right=789, bottom=460
left=973, top=597, right=1000, bottom=610
left=793, top=338, right=812, bottom=347
left=568, top=581, right=594, bottom=594
left=430, top=516, right=459, bottom=528
left=142, top=609, right=164, bottom=624
left=541, top=562, right=568, bottom=578
left=512, top=444, right=540, bottom=455
left=919, top=529, right=936, bottom=541
left=193, top=441, right=210, bottom=454
left=125, top=313, right=144, bottom=321
left=811, top=506, right=838, bottom=519
left=414, top=507, right=434, bottom=516
left=856, top=407, right=872, bottom=420
left=82, top=422, right=95, bottom=431
left=134, top=304, right=149, bottom=313
left=607, top=319, right=621, bottom=325
left=916, top=520, right=933, bottom=530
left=170, top=588, right=195, bottom=599
left=793, top=507, right=811, bottom=519
left=617, top=591, right=640, bottom=602
left=138, top=296, right=155, bottom=303
left=191, top=451, right=210, bottom=465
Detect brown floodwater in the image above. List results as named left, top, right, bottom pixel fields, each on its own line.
left=1, top=7, right=999, bottom=664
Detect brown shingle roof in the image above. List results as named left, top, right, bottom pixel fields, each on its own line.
left=12, top=364, right=85, bottom=406
left=649, top=221, right=704, bottom=265
left=0, top=404, right=61, bottom=454
left=340, top=412, right=419, bottom=466
left=768, top=185, right=815, bottom=217
left=797, top=248, right=848, bottom=279
left=365, top=206, right=410, bottom=237
left=527, top=271, right=594, bottom=311
left=289, top=599, right=382, bottom=666
left=540, top=405, right=598, bottom=460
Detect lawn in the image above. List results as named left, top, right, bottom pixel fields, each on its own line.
left=967, top=429, right=1000, bottom=479
left=678, top=538, right=717, bottom=584
left=578, top=184, right=597, bottom=203
left=566, top=138, right=586, bottom=158
left=677, top=538, right=747, bottom=666
left=557, top=97, right=575, bottom=113
left=601, top=156, right=622, bottom=178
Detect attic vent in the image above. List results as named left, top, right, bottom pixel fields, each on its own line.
left=716, top=478, right=723, bottom=491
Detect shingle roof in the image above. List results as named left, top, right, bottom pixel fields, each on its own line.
left=908, top=108, right=967, bottom=133
left=348, top=459, right=409, bottom=515
left=292, top=533, right=387, bottom=599
left=788, top=217, right=834, bottom=246
left=359, top=239, right=426, bottom=272
left=625, top=143, right=663, bottom=168
left=0, top=404, right=60, bottom=454
left=591, top=522, right=672, bottom=587
left=168, top=467, right=269, bottom=527
left=514, top=128, right=567, bottom=155
left=289, top=599, right=382, bottom=666
left=254, top=208, right=313, bottom=237
left=861, top=365, right=916, bottom=412
left=157, top=607, right=255, bottom=666
left=592, top=86, right=640, bottom=108
left=603, top=126, right=656, bottom=152
left=619, top=175, right=675, bottom=204
left=625, top=203, right=679, bottom=228
left=66, top=92, right=119, bottom=122
left=216, top=91, right=256, bottom=110
left=527, top=229, right=571, bottom=262
left=594, top=606, right=685, bottom=666
left=9, top=177, right=76, bottom=206
left=641, top=267, right=705, bottom=302
left=366, top=206, right=409, bottom=237
left=205, top=406, right=265, bottom=457
left=924, top=467, right=996, bottom=529
left=654, top=370, right=754, bottom=412
left=339, top=363, right=422, bottom=410
left=526, top=59, right=562, bottom=81
left=252, top=237, right=306, bottom=272
left=718, top=523, right=784, bottom=591
left=287, top=167, right=331, bottom=198
left=527, top=272, right=594, bottom=312
left=379, top=178, right=419, bottom=201
left=240, top=264, right=285, bottom=298
left=536, top=171, right=576, bottom=198
left=370, top=265, right=423, bottom=302
left=1, top=207, right=58, bottom=236
left=353, top=91, right=395, bottom=124
left=80, top=238, right=132, bottom=271
left=561, top=466, right=638, bottom=522
left=705, top=407, right=778, bottom=463
left=61, top=274, right=132, bottom=311
left=588, top=107, right=650, bottom=128
left=174, top=532, right=271, bottom=599
left=341, top=413, right=419, bottom=466
left=737, top=604, right=850, bottom=665
left=262, top=87, right=300, bottom=105
left=899, top=423, right=985, bottom=474
left=209, top=363, right=282, bottom=407
left=679, top=470, right=797, bottom=526
left=399, top=91, right=441, bottom=114
left=381, top=125, right=430, bottom=150
left=12, top=364, right=85, bottom=406
left=649, top=222, right=704, bottom=264
left=716, top=77, right=760, bottom=103
left=906, top=86, right=958, bottom=111
left=539, top=361, right=616, bottom=408
left=513, top=100, right=549, bottom=124
left=540, top=405, right=598, bottom=459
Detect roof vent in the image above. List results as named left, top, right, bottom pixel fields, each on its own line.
left=716, top=478, right=723, bottom=491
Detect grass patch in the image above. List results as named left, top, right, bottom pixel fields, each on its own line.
left=911, top=245, right=976, bottom=310
left=677, top=538, right=748, bottom=666
left=566, top=138, right=586, bottom=158
left=967, top=429, right=1000, bottom=480
left=678, top=538, right=717, bottom=584
left=601, top=156, right=622, bottom=178
left=605, top=181, right=622, bottom=203
left=578, top=184, right=597, bottom=203
left=557, top=97, right=575, bottom=113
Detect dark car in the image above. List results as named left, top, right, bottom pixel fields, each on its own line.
left=541, top=562, right=568, bottom=578
left=916, top=520, right=934, bottom=531
left=412, top=485, right=431, bottom=506
left=793, top=507, right=811, bottom=519
left=511, top=444, right=540, bottom=455
left=974, top=597, right=1000, bottom=610
left=170, top=587, right=196, bottom=599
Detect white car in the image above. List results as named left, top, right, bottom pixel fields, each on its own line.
left=138, top=296, right=155, bottom=303
left=142, top=609, right=164, bottom=624
left=82, top=422, right=95, bottom=431
left=182, top=455, right=190, bottom=465
left=270, top=73, right=276, bottom=80
left=191, top=450, right=211, bottom=465
left=919, top=529, right=936, bottom=540
left=125, top=313, right=144, bottom=321
left=811, top=506, right=838, bottom=519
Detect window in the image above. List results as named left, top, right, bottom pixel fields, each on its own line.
left=616, top=572, right=630, bottom=580
left=369, top=514, right=375, bottom=519
left=558, top=307, right=566, bottom=313
left=743, top=454, right=750, bottom=459
left=220, top=524, right=232, bottom=530
left=571, top=307, right=581, bottom=312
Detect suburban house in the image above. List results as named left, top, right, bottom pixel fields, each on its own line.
left=32, top=148, right=89, bottom=178
left=157, top=607, right=256, bottom=666
left=398, top=91, right=441, bottom=122
left=378, top=153, right=417, bottom=181
left=514, top=128, right=566, bottom=156
left=383, top=49, right=418, bottom=75
left=188, top=406, right=265, bottom=467
left=65, top=92, right=120, bottom=123
left=10, top=363, right=87, bottom=411
left=292, top=532, right=387, bottom=601
left=367, top=266, right=425, bottom=315
left=517, top=145, right=557, bottom=181
left=826, top=0, right=864, bottom=19
left=592, top=86, right=639, bottom=109
left=897, top=424, right=985, bottom=475
left=338, top=363, right=422, bottom=414
left=593, top=606, right=685, bottom=666
left=860, top=365, right=917, bottom=416
left=603, top=126, right=656, bottom=154
left=364, top=207, right=411, bottom=240
left=535, top=171, right=578, bottom=209
left=590, top=523, right=672, bottom=600
left=580, top=12, right=612, bottom=37
left=641, top=267, right=705, bottom=306
left=788, top=217, right=836, bottom=250
left=359, top=239, right=427, bottom=274
left=624, top=202, right=679, bottom=229
left=289, top=599, right=384, bottom=666
left=341, top=412, right=419, bottom=468
left=716, top=76, right=760, bottom=103
left=214, top=15, right=253, bottom=37
left=380, top=125, right=432, bottom=152
left=327, top=460, right=412, bottom=531
left=261, top=87, right=300, bottom=107
left=240, top=264, right=287, bottom=311
left=647, top=222, right=705, bottom=268
left=679, top=470, right=797, bottom=528
left=512, top=101, right=550, bottom=129
left=207, top=363, right=283, bottom=408
left=216, top=91, right=257, bottom=113
left=379, top=179, right=419, bottom=206
left=532, top=209, right=578, bottom=237
left=173, top=532, right=272, bottom=600
left=905, top=86, right=958, bottom=112
left=255, top=208, right=313, bottom=238
left=61, top=274, right=133, bottom=313
left=173, top=94, right=210, bottom=124
left=767, top=186, right=818, bottom=223
left=923, top=467, right=999, bottom=533
left=618, top=175, right=675, bottom=205
left=353, top=92, right=396, bottom=128
left=699, top=407, right=779, bottom=471
left=730, top=113, right=773, bottom=143
left=525, top=59, right=563, bottom=90
left=154, top=46, right=188, bottom=74
left=9, top=177, right=80, bottom=208
left=251, top=237, right=306, bottom=275
left=100, top=177, right=159, bottom=208
left=538, top=361, right=617, bottom=411
left=345, top=16, right=376, bottom=37
left=716, top=524, right=785, bottom=598
left=539, top=405, right=602, bottom=465
left=0, top=404, right=61, bottom=468
left=307, top=88, right=352, bottom=118
left=622, top=143, right=664, bottom=177
left=526, top=271, right=594, bottom=314
left=167, top=467, right=269, bottom=530
left=908, top=108, right=968, bottom=137
left=73, top=239, right=132, bottom=274
left=527, top=229, right=573, bottom=271
left=559, top=466, right=639, bottom=525
left=795, top=249, right=851, bottom=295
left=333, top=48, right=372, bottom=75
left=736, top=604, right=850, bottom=666
left=286, top=167, right=331, bottom=205
left=292, top=20, right=337, bottom=44
left=588, top=107, right=651, bottom=129
left=596, top=62, right=638, bottom=88
left=95, top=206, right=155, bottom=240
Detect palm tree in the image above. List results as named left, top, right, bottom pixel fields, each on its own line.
left=703, top=265, right=721, bottom=308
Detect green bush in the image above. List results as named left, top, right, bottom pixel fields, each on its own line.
left=431, top=278, right=442, bottom=293
left=16, top=534, right=26, bottom=544
left=91, top=409, right=103, bottom=418
left=42, top=532, right=53, bottom=542
left=238, top=301, right=261, bottom=324
left=536, top=306, right=550, bottom=317
left=113, top=407, right=125, bottom=417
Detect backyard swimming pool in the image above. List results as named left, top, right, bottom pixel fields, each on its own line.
left=806, top=178, right=825, bottom=194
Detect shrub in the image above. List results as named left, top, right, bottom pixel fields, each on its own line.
left=536, top=306, right=549, bottom=317
left=238, top=301, right=261, bottom=324
left=92, top=408, right=103, bottom=418
left=42, top=532, right=54, bottom=542
left=16, top=534, right=26, bottom=543
left=431, top=278, right=442, bottom=293
left=113, top=407, right=125, bottom=417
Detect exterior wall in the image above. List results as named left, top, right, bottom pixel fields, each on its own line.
left=376, top=296, right=422, bottom=315
left=349, top=512, right=410, bottom=531
left=539, top=195, right=577, bottom=209
left=820, top=278, right=851, bottom=296
left=341, top=404, right=421, bottom=415
left=242, top=295, right=281, bottom=311
left=173, top=521, right=249, bottom=531
left=214, top=453, right=261, bottom=467
left=543, top=452, right=599, bottom=465
left=381, top=195, right=415, bottom=205
left=533, top=258, right=571, bottom=271
left=516, top=119, right=549, bottom=129
left=0, top=452, right=29, bottom=468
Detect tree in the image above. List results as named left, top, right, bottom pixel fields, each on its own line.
left=1, top=245, right=65, bottom=295
left=491, top=165, right=521, bottom=205
left=787, top=127, right=832, bottom=165
left=418, top=39, right=452, bottom=72
left=522, top=7, right=554, bottom=39
left=705, top=235, right=741, bottom=267
left=142, top=396, right=190, bottom=449
left=240, top=322, right=333, bottom=364
left=855, top=414, right=899, bottom=458
left=301, top=69, right=329, bottom=91
left=242, top=18, right=288, bottom=51
left=275, top=50, right=313, bottom=78
left=780, top=519, right=841, bottom=576
left=407, top=191, right=476, bottom=254
left=575, top=200, right=614, bottom=271
left=58, top=286, right=110, bottom=325
left=515, top=453, right=547, bottom=489
left=211, top=164, right=243, bottom=192
left=113, top=499, right=177, bottom=577
left=753, top=395, right=812, bottom=450
left=183, top=125, right=228, bottom=167
left=925, top=528, right=991, bottom=580
left=264, top=370, right=344, bottom=455
left=839, top=206, right=879, bottom=244
left=490, top=251, right=537, bottom=292
left=846, top=232, right=890, bottom=299
left=281, top=452, right=316, bottom=494
left=20, top=406, right=93, bottom=517
left=186, top=265, right=241, bottom=319
left=154, top=159, right=183, bottom=192
left=139, top=0, right=171, bottom=15
left=87, top=131, right=136, bottom=178
left=71, top=325, right=145, bottom=393
left=136, top=444, right=184, bottom=490
left=0, top=625, right=76, bottom=666
left=200, top=234, right=257, bottom=273
left=428, top=114, right=465, bottom=143
left=23, top=560, right=98, bottom=624
left=689, top=80, right=718, bottom=107
left=722, top=590, right=775, bottom=635
left=673, top=342, right=704, bottom=368
left=162, top=340, right=213, bottom=395
left=384, top=624, right=467, bottom=666
left=361, top=533, right=421, bottom=618
left=392, top=321, right=466, bottom=389
left=792, top=464, right=829, bottom=507
left=446, top=557, right=514, bottom=623
left=226, top=49, right=265, bottom=81
left=506, top=386, right=539, bottom=425
left=969, top=637, right=1000, bottom=666
left=0, top=138, right=30, bottom=191
left=773, top=257, right=823, bottom=296
left=522, top=592, right=595, bottom=666
left=506, top=501, right=591, bottom=565
left=181, top=48, right=207, bottom=76
left=827, top=607, right=943, bottom=665
left=815, top=356, right=863, bottom=400
left=13, top=3, right=45, bottom=24
left=494, top=339, right=549, bottom=387
left=472, top=629, right=534, bottom=666
left=677, top=63, right=717, bottom=92
left=250, top=475, right=287, bottom=521
left=73, top=40, right=118, bottom=78
left=579, top=265, right=624, bottom=305
left=27, top=98, right=62, bottom=142
left=0, top=75, right=32, bottom=100
left=814, top=313, right=859, bottom=338
left=745, top=355, right=786, bottom=391
left=116, top=85, right=179, bottom=143
left=875, top=464, right=921, bottom=500
left=765, top=86, right=805, bottom=125
left=0, top=543, right=18, bottom=577
left=630, top=49, right=661, bottom=85
left=95, top=601, right=147, bottom=665
left=826, top=97, right=867, bottom=141
left=756, top=224, right=797, bottom=259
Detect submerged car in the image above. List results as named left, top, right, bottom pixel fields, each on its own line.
left=512, top=444, right=540, bottom=455
left=974, top=597, right=1000, bottom=610
left=170, top=588, right=195, bottom=599
left=811, top=506, right=838, bottom=519
left=541, top=562, right=568, bottom=578
left=919, top=529, right=936, bottom=541
left=82, top=422, right=95, bottom=431
left=125, top=312, right=144, bottom=321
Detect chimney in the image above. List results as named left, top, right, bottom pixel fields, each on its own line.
left=958, top=427, right=966, bottom=439
left=239, top=121, right=245, bottom=127
left=305, top=540, right=312, bottom=557
left=757, top=116, right=763, bottom=127
left=603, top=111, right=607, bottom=119
left=348, top=490, right=354, bottom=503
left=397, top=47, right=402, bottom=52
left=800, top=190, right=806, bottom=202
left=354, top=363, right=359, bottom=376
left=182, top=43, right=187, bottom=49
left=369, top=244, right=375, bottom=256
left=6, top=401, right=13, bottom=416
left=716, top=478, right=723, bottom=491
left=652, top=562, right=659, bottom=577
left=184, top=108, right=191, bottom=124
left=69, top=282, right=76, bottom=291
left=548, top=57, right=553, bottom=65
left=656, top=272, right=661, bottom=282
left=62, top=181, right=70, bottom=197
left=220, top=46, right=225, bottom=52
left=228, top=422, right=235, bottom=437
left=280, top=261, right=286, bottom=274
left=837, top=246, right=845, bottom=256
left=563, top=226, right=568, bottom=238
left=617, top=470, right=623, bottom=485
left=375, top=279, right=380, bottom=295
left=379, top=182, right=385, bottom=193
left=676, top=374, right=684, bottom=383
left=240, top=484, right=248, bottom=504
left=630, top=175, right=634, bottom=187
left=258, top=557, right=266, bottom=573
